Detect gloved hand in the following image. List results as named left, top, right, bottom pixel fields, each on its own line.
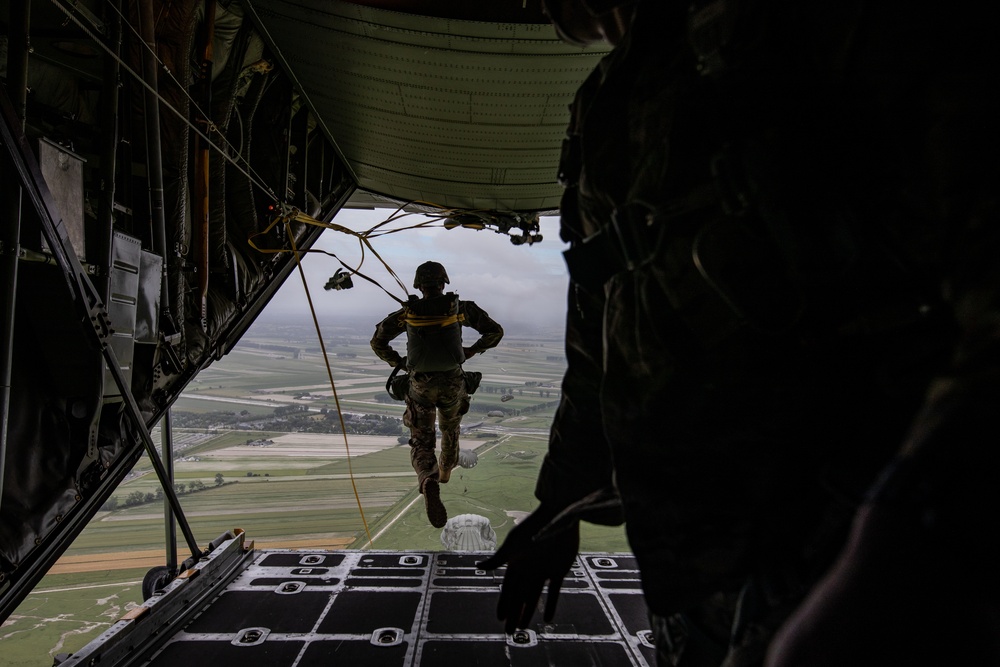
left=477, top=504, right=580, bottom=633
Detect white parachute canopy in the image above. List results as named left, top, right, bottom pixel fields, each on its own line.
left=457, top=448, right=479, bottom=468
left=440, top=514, right=497, bottom=551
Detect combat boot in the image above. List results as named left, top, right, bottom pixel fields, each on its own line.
left=422, top=478, right=447, bottom=528
left=438, top=460, right=457, bottom=484
left=438, top=449, right=458, bottom=483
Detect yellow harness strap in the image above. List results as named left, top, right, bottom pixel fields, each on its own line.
left=404, top=313, right=466, bottom=327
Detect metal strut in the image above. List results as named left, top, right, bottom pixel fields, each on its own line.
left=137, top=0, right=184, bottom=374
left=0, top=0, right=30, bottom=521
left=161, top=409, right=179, bottom=572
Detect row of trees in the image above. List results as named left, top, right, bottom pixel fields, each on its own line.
left=478, top=384, right=556, bottom=395
left=316, top=411, right=402, bottom=435
left=172, top=407, right=404, bottom=436
left=172, top=410, right=254, bottom=429
left=468, top=399, right=561, bottom=417
left=101, top=475, right=226, bottom=511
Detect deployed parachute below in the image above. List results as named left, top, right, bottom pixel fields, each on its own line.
left=457, top=448, right=479, bottom=469
left=440, top=513, right=497, bottom=552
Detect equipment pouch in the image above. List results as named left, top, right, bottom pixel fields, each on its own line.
left=386, top=365, right=410, bottom=401
left=463, top=371, right=483, bottom=395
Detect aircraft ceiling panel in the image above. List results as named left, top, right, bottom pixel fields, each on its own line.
left=351, top=165, right=560, bottom=212
left=310, top=97, right=568, bottom=149
left=246, top=0, right=608, bottom=212
left=255, top=0, right=568, bottom=51
left=354, top=160, right=559, bottom=190
left=324, top=115, right=562, bottom=169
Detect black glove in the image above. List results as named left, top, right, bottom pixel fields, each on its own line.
left=477, top=504, right=580, bottom=633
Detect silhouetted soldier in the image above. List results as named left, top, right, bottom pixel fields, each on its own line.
left=371, top=261, right=503, bottom=528
left=480, top=1, right=999, bottom=665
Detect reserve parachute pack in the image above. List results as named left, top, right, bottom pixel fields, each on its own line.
left=404, top=293, right=466, bottom=372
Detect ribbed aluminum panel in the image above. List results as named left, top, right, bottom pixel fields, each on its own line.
left=246, top=0, right=609, bottom=212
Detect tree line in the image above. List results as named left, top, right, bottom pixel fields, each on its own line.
left=101, top=475, right=227, bottom=511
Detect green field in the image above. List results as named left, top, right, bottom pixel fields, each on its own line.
left=66, top=431, right=628, bottom=555
left=1, top=569, right=148, bottom=667
left=2, top=324, right=629, bottom=666
left=2, top=432, right=628, bottom=666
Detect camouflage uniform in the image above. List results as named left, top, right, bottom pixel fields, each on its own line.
left=371, top=298, right=502, bottom=488
left=529, top=1, right=999, bottom=664
left=404, top=369, right=469, bottom=487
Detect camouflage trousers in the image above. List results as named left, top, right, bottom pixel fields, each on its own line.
left=403, top=369, right=470, bottom=488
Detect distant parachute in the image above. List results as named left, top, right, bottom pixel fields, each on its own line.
left=458, top=449, right=479, bottom=468
left=440, top=514, right=497, bottom=551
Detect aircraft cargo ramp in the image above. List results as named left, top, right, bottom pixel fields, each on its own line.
left=57, top=532, right=653, bottom=666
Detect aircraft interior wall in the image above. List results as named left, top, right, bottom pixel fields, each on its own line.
left=0, top=0, right=355, bottom=621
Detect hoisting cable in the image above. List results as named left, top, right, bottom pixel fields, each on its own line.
left=53, top=0, right=281, bottom=206
left=361, top=199, right=492, bottom=239
left=286, top=220, right=373, bottom=547
left=361, top=200, right=442, bottom=238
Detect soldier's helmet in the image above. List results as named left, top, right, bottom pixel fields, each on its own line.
left=413, top=261, right=450, bottom=288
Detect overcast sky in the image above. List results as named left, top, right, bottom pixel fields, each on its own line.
left=257, top=208, right=569, bottom=334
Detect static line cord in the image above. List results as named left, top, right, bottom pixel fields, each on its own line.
left=361, top=199, right=495, bottom=239
left=249, top=207, right=415, bottom=306
left=250, top=201, right=499, bottom=307
left=287, top=222, right=373, bottom=547
left=99, top=0, right=272, bottom=188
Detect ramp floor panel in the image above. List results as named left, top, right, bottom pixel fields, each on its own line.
left=141, top=550, right=653, bottom=666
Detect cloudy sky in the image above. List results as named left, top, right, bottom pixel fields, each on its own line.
left=257, top=208, right=569, bottom=334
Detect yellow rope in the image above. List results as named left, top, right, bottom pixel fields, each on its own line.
left=404, top=313, right=465, bottom=327
left=247, top=202, right=500, bottom=306
left=286, top=221, right=373, bottom=547
left=248, top=207, right=411, bottom=304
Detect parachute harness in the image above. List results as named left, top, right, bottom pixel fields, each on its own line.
left=404, top=313, right=466, bottom=327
